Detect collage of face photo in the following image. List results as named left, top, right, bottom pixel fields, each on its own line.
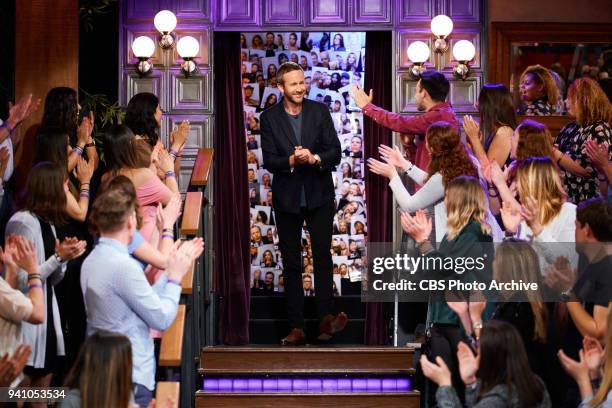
left=243, top=31, right=367, bottom=297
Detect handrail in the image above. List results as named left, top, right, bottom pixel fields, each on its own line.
left=180, top=191, right=203, bottom=236
left=181, top=260, right=195, bottom=295
left=191, top=148, right=214, bottom=186
left=159, top=304, right=186, bottom=367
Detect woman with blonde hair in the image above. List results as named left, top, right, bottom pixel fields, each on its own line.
left=518, top=64, right=559, bottom=116
left=554, top=77, right=612, bottom=203
left=491, top=156, right=575, bottom=243
left=403, top=176, right=494, bottom=405
left=368, top=121, right=502, bottom=243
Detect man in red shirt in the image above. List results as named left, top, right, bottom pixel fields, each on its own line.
left=350, top=71, right=458, bottom=174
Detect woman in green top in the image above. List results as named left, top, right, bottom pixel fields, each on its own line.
left=402, top=175, right=494, bottom=404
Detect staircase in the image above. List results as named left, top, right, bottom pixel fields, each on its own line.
left=196, top=346, right=420, bottom=407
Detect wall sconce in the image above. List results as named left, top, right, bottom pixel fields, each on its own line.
left=452, top=40, right=476, bottom=80
left=430, top=15, right=453, bottom=53
left=154, top=10, right=177, bottom=49
left=177, top=36, right=200, bottom=77
left=132, top=36, right=156, bottom=76
left=407, top=41, right=430, bottom=79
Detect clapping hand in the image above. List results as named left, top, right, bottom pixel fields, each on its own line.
left=462, top=116, right=481, bottom=144
left=520, top=196, right=543, bottom=237
left=457, top=342, right=479, bottom=385
left=378, top=144, right=410, bottom=171
left=500, top=201, right=521, bottom=235
left=400, top=210, right=432, bottom=243
left=367, top=157, right=398, bottom=180
left=420, top=355, right=452, bottom=387
left=0, top=345, right=32, bottom=387
left=55, top=237, right=87, bottom=261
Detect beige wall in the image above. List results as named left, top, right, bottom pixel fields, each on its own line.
left=488, top=0, right=612, bottom=22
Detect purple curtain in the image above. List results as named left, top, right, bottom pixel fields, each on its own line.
left=213, top=32, right=251, bottom=345
left=364, top=31, right=393, bottom=345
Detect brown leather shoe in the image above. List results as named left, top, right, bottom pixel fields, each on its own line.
left=318, top=312, right=348, bottom=341
left=280, top=328, right=306, bottom=346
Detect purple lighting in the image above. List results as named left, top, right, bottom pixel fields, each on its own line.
left=278, top=378, right=292, bottom=391
left=218, top=379, right=233, bottom=392
left=293, top=378, right=308, bottom=391
left=338, top=378, right=352, bottom=391
left=202, top=377, right=412, bottom=393
left=307, top=379, right=322, bottom=392
left=233, top=379, right=248, bottom=391
left=247, top=378, right=263, bottom=392
left=382, top=378, right=397, bottom=391
left=203, top=378, right=219, bottom=392
left=263, top=378, right=277, bottom=391
left=352, top=379, right=367, bottom=392
left=396, top=378, right=411, bottom=391
left=366, top=378, right=381, bottom=392
left=322, top=379, right=338, bottom=392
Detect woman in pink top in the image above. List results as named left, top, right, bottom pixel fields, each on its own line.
left=102, top=125, right=178, bottom=244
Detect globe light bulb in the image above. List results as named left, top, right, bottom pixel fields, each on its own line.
left=431, top=15, right=453, bottom=38
left=453, top=40, right=476, bottom=62
left=132, top=36, right=155, bottom=58
left=177, top=36, right=200, bottom=58
left=407, top=41, right=430, bottom=64
left=154, top=10, right=177, bottom=33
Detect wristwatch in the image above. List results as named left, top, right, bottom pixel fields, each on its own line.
left=313, top=154, right=322, bottom=166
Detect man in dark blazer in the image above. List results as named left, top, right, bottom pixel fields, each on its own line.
left=261, top=62, right=347, bottom=346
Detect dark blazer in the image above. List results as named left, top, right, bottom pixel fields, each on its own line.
left=260, top=98, right=341, bottom=214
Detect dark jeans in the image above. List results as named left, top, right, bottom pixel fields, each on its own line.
left=134, top=383, right=153, bottom=408
left=426, top=324, right=465, bottom=406
left=275, top=201, right=335, bottom=329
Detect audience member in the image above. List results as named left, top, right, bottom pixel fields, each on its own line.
left=517, top=65, right=559, bottom=116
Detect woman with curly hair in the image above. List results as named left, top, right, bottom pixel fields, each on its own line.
left=554, top=77, right=612, bottom=203
left=517, top=65, right=559, bottom=116
left=368, top=121, right=501, bottom=242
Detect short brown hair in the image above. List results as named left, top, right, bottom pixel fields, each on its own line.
left=24, top=162, right=68, bottom=225
left=577, top=196, right=612, bottom=241
left=276, top=62, right=303, bottom=85
left=89, top=184, right=137, bottom=233
left=515, top=119, right=553, bottom=161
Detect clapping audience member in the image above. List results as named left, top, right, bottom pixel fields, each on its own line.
left=5, top=162, right=87, bottom=399
left=554, top=77, right=612, bottom=204
left=81, top=184, right=203, bottom=408
left=585, top=139, right=612, bottom=199
left=558, top=311, right=612, bottom=408
left=421, top=320, right=550, bottom=407
left=403, top=176, right=494, bottom=404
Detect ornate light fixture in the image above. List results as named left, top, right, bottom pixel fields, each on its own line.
left=430, top=15, right=453, bottom=53
left=452, top=40, right=476, bottom=80
left=132, top=36, right=156, bottom=76
left=407, top=41, right=430, bottom=79
left=154, top=10, right=177, bottom=49
left=177, top=36, right=200, bottom=77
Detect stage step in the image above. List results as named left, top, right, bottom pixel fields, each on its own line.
left=249, top=295, right=367, bottom=344
left=200, top=346, right=415, bottom=374
left=195, top=391, right=420, bottom=407
left=197, top=346, right=419, bottom=407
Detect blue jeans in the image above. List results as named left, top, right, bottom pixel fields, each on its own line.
left=134, top=383, right=153, bottom=408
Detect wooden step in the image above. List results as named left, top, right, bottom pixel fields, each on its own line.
left=200, top=346, right=415, bottom=375
left=195, top=391, right=420, bottom=408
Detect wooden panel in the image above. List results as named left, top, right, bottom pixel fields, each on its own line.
left=449, top=76, right=481, bottom=113
left=263, top=0, right=303, bottom=25
left=182, top=260, right=196, bottom=294
left=191, top=148, right=214, bottom=186
left=159, top=304, right=186, bottom=367
left=397, top=0, right=434, bottom=24
left=196, top=392, right=421, bottom=408
left=216, top=0, right=259, bottom=27
left=168, top=115, right=211, bottom=153
left=308, top=0, right=347, bottom=25
left=353, top=0, right=392, bottom=24
left=176, top=0, right=210, bottom=19
left=15, top=0, right=78, bottom=133
left=123, top=71, right=168, bottom=109
left=170, top=69, right=211, bottom=112
left=181, top=191, right=203, bottom=236
left=398, top=73, right=420, bottom=113
left=200, top=346, right=416, bottom=374
left=517, top=115, right=572, bottom=137
left=156, top=382, right=180, bottom=406
left=440, top=0, right=480, bottom=22
left=126, top=0, right=164, bottom=21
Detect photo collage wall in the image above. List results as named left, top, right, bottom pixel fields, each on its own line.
left=243, top=31, right=367, bottom=297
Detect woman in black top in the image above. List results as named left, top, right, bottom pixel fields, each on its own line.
left=517, top=65, right=559, bottom=116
